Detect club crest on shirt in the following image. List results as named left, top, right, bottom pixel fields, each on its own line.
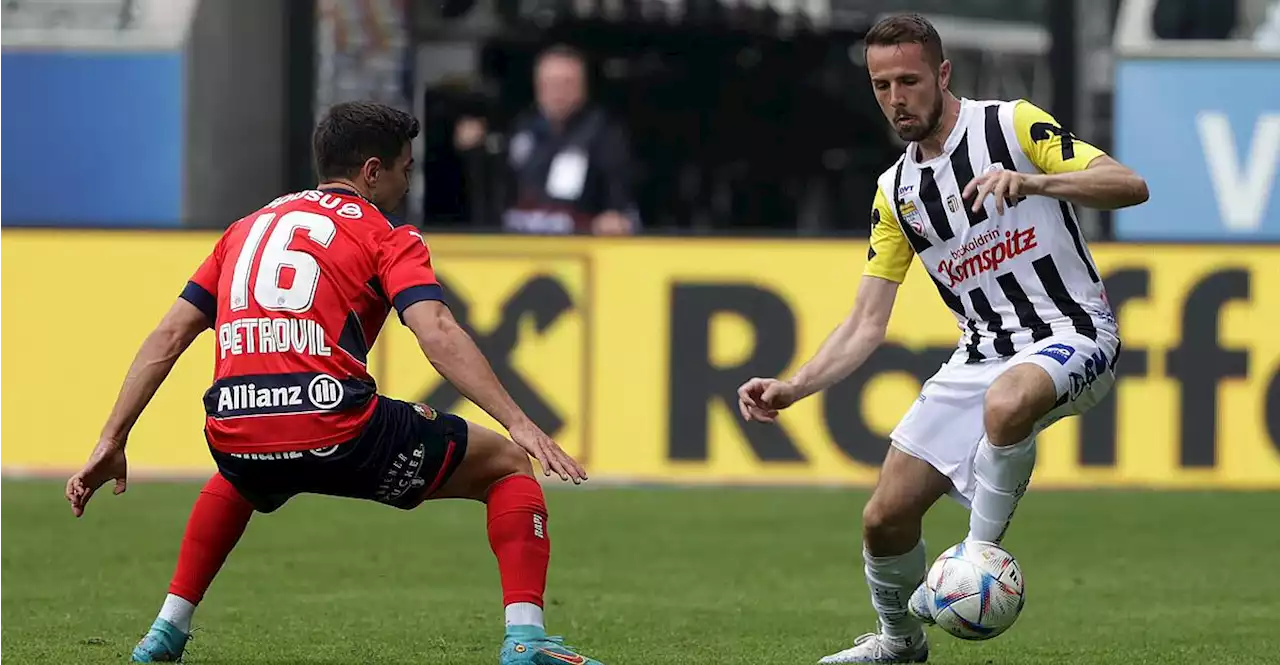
left=946, top=194, right=961, bottom=213
left=412, top=403, right=438, bottom=420
left=898, top=200, right=925, bottom=235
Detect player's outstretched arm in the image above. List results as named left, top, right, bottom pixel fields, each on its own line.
left=784, top=275, right=900, bottom=399
left=401, top=300, right=586, bottom=483
left=401, top=299, right=534, bottom=431
left=99, top=299, right=210, bottom=441
left=66, top=298, right=209, bottom=517
left=738, top=275, right=899, bottom=422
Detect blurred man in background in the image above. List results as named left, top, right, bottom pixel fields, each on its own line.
left=456, top=44, right=639, bottom=235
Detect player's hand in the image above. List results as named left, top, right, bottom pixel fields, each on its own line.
left=963, top=169, right=1043, bottom=215
left=65, top=438, right=129, bottom=518
left=737, top=378, right=800, bottom=424
left=509, top=420, right=587, bottom=484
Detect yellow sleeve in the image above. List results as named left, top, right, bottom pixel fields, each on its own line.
left=1013, top=100, right=1107, bottom=174
left=862, top=186, right=914, bottom=283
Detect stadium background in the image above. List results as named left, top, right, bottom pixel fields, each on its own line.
left=3, top=1, right=1279, bottom=664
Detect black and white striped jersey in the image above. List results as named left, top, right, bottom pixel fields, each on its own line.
left=864, top=98, right=1118, bottom=364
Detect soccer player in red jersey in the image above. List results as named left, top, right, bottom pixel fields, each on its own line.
left=65, top=102, right=605, bottom=665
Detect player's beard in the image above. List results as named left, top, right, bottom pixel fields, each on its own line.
left=894, top=90, right=944, bottom=143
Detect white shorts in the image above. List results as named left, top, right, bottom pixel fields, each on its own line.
left=889, top=332, right=1121, bottom=507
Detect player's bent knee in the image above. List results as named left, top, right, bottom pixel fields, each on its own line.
left=463, top=422, right=534, bottom=497
left=475, top=444, right=534, bottom=503
left=983, top=389, right=1025, bottom=437
left=983, top=380, right=1047, bottom=445
left=862, top=499, right=912, bottom=549
left=492, top=435, right=534, bottom=479
left=427, top=421, right=532, bottom=502
left=861, top=502, right=889, bottom=538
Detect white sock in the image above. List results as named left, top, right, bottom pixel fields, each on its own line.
left=968, top=434, right=1036, bottom=544
left=158, top=594, right=196, bottom=634
left=504, top=602, right=544, bottom=629
left=863, top=540, right=926, bottom=645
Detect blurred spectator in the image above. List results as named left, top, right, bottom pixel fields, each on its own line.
left=455, top=44, right=639, bottom=235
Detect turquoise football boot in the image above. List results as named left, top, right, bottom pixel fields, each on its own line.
left=131, top=618, right=189, bottom=662
left=501, top=624, right=604, bottom=665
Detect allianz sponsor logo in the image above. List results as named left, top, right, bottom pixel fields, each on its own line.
left=218, top=317, right=331, bottom=360
left=935, top=227, right=1038, bottom=288
left=229, top=450, right=305, bottom=461
left=227, top=445, right=340, bottom=461
left=214, top=374, right=345, bottom=413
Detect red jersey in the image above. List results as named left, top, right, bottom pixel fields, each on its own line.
left=181, top=187, right=442, bottom=453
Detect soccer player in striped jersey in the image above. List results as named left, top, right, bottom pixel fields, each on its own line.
left=737, top=13, right=1148, bottom=664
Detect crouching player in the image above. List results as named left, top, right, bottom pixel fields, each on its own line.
left=66, top=101, right=604, bottom=665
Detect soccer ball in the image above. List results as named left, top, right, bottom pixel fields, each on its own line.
left=923, top=541, right=1025, bottom=640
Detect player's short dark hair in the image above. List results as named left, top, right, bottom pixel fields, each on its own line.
left=864, top=13, right=945, bottom=70
left=313, top=101, right=420, bottom=180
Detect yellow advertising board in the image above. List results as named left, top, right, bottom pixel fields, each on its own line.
left=2, top=231, right=223, bottom=474
left=3, top=229, right=1278, bottom=489
left=585, top=240, right=1280, bottom=489
left=371, top=247, right=592, bottom=461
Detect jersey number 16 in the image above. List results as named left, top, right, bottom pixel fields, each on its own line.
left=230, top=210, right=336, bottom=314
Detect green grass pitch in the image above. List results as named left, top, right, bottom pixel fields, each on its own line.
left=3, top=480, right=1277, bottom=664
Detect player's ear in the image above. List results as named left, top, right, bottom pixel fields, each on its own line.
left=361, top=156, right=383, bottom=185
left=938, top=59, right=952, bottom=91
